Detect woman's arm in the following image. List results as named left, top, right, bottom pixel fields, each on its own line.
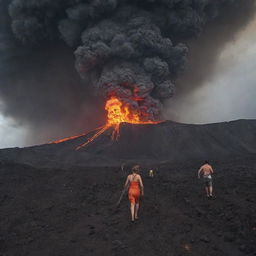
left=139, top=175, right=144, bottom=196
left=124, top=176, right=130, bottom=189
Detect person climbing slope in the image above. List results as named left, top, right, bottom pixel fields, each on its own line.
left=198, top=161, right=214, bottom=198
left=124, top=165, right=144, bottom=222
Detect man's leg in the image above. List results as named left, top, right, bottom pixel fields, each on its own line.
left=209, top=185, right=213, bottom=196
left=205, top=186, right=209, bottom=197
left=135, top=203, right=139, bottom=219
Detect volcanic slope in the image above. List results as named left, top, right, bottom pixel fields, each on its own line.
left=0, top=119, right=256, bottom=168
left=0, top=157, right=256, bottom=256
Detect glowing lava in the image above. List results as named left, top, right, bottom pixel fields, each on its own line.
left=76, top=96, right=159, bottom=149
left=50, top=96, right=161, bottom=149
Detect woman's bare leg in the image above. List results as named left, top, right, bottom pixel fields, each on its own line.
left=130, top=203, right=135, bottom=221
left=135, top=203, right=139, bottom=219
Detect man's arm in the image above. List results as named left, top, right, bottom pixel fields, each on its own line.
left=210, top=166, right=214, bottom=174
left=198, top=166, right=203, bottom=178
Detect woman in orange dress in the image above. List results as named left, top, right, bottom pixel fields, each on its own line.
left=124, top=165, right=144, bottom=222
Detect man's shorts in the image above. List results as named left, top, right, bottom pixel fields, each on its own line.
left=203, top=176, right=213, bottom=187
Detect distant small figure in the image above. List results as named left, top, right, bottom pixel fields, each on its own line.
left=124, top=165, right=144, bottom=222
left=149, top=169, right=154, bottom=177
left=198, top=161, right=214, bottom=198
left=121, top=163, right=126, bottom=174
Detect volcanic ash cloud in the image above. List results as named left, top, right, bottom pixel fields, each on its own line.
left=0, top=0, right=255, bottom=130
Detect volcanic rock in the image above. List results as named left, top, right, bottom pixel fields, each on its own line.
left=0, top=159, right=255, bottom=255
left=0, top=119, right=255, bottom=168
left=0, top=119, right=255, bottom=256
left=200, top=235, right=210, bottom=243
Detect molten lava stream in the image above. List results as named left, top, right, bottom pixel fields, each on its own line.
left=49, top=134, right=86, bottom=144
left=75, top=125, right=110, bottom=150
left=48, top=126, right=103, bottom=144
left=49, top=96, right=161, bottom=150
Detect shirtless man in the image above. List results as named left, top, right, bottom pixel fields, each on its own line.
left=198, top=161, right=214, bottom=198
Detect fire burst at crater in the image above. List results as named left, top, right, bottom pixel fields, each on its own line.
left=77, top=96, right=160, bottom=149
left=50, top=96, right=160, bottom=150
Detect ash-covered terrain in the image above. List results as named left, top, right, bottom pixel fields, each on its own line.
left=0, top=157, right=256, bottom=256
left=0, top=119, right=256, bottom=256
left=0, top=119, right=256, bottom=168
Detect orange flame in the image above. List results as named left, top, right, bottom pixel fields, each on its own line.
left=105, top=97, right=140, bottom=125
left=50, top=96, right=161, bottom=149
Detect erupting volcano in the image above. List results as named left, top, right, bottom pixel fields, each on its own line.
left=0, top=0, right=254, bottom=146
left=51, top=96, right=161, bottom=150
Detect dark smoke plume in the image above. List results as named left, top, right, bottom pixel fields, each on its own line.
left=175, top=0, right=256, bottom=94
left=0, top=0, right=255, bottom=143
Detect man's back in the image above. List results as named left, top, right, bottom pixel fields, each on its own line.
left=198, top=161, right=214, bottom=198
left=200, top=164, right=213, bottom=176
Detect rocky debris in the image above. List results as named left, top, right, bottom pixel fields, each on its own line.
left=195, top=207, right=206, bottom=216
left=200, top=235, right=210, bottom=243
left=0, top=157, right=255, bottom=256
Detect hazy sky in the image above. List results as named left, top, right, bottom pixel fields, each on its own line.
left=0, top=105, right=28, bottom=148
left=164, top=16, right=256, bottom=124
left=1, top=16, right=256, bottom=148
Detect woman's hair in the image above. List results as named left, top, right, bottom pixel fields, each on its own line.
left=132, top=165, right=140, bottom=173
